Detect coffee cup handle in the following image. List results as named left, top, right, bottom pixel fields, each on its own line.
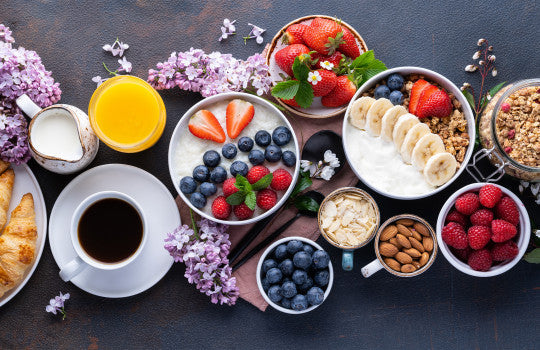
left=361, top=259, right=384, bottom=278
left=59, top=256, right=88, bottom=282
left=342, top=251, right=353, bottom=271
left=15, top=94, right=43, bottom=119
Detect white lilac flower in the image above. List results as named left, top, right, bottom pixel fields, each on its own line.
left=91, top=75, right=106, bottom=87
left=308, top=71, right=322, bottom=85
left=45, top=292, right=70, bottom=320
left=117, top=57, right=132, bottom=73
left=320, top=61, right=334, bottom=70
left=319, top=166, right=335, bottom=181
left=472, top=51, right=481, bottom=60
left=465, top=64, right=477, bottom=72
left=323, top=150, right=340, bottom=168
left=103, top=39, right=129, bottom=57
left=244, top=23, right=265, bottom=44
left=219, top=18, right=236, bottom=42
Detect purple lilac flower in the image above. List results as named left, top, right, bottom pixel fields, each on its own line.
left=45, top=292, right=70, bottom=320
left=164, top=218, right=239, bottom=306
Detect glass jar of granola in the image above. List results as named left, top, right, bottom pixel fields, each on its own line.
left=469, top=79, right=540, bottom=182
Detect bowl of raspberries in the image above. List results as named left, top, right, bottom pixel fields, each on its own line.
left=257, top=237, right=333, bottom=314
left=437, top=183, right=531, bottom=276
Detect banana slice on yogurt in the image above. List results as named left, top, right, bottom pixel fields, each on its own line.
left=423, top=152, right=457, bottom=186
left=365, top=98, right=394, bottom=136
left=411, top=133, right=446, bottom=170
left=392, top=114, right=419, bottom=151
left=400, top=123, right=431, bottom=164
left=349, top=96, right=375, bottom=129
left=380, top=105, right=408, bottom=141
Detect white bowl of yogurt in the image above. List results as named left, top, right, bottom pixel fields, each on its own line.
left=168, top=92, right=300, bottom=225
left=342, top=67, right=475, bottom=200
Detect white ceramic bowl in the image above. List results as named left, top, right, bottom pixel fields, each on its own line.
left=436, top=183, right=531, bottom=277
left=342, top=66, right=476, bottom=200
left=256, top=236, right=334, bottom=314
left=168, top=92, right=300, bottom=225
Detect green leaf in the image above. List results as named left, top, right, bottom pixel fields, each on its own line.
left=235, top=174, right=251, bottom=192
left=245, top=191, right=256, bottom=210
left=291, top=171, right=312, bottom=198
left=524, top=248, right=540, bottom=264
left=488, top=81, right=506, bottom=97
left=295, top=81, right=314, bottom=109
left=271, top=80, right=300, bottom=100
left=226, top=192, right=246, bottom=206
left=251, top=173, right=273, bottom=191
left=349, top=50, right=375, bottom=69
left=347, top=51, right=387, bottom=87
left=294, top=195, right=320, bottom=212
left=292, top=57, right=310, bottom=81
left=462, top=89, right=476, bottom=114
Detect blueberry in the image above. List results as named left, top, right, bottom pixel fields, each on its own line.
left=306, top=286, right=325, bottom=306
left=199, top=182, right=217, bottom=197
left=314, top=269, right=329, bottom=287
left=292, top=269, right=308, bottom=285
left=281, top=281, right=298, bottom=298
left=272, top=126, right=292, bottom=146
left=389, top=90, right=404, bottom=105
left=291, top=294, right=308, bottom=311
left=281, top=297, right=292, bottom=309
left=179, top=176, right=197, bottom=194
left=312, top=250, right=330, bottom=269
left=278, top=259, right=294, bottom=276
left=261, top=277, right=270, bottom=292
left=255, top=130, right=271, bottom=147
left=298, top=276, right=314, bottom=293
left=274, top=244, right=288, bottom=260
left=209, top=166, right=227, bottom=183
left=262, top=259, right=278, bottom=274
left=293, top=251, right=312, bottom=270
left=222, top=143, right=237, bottom=159
left=266, top=267, right=283, bottom=284
left=267, top=285, right=282, bottom=303
left=282, top=277, right=292, bottom=283
left=202, top=150, right=221, bottom=167
left=302, top=244, right=314, bottom=256
left=189, top=192, right=206, bottom=209
left=230, top=161, right=248, bottom=177
left=374, top=85, right=391, bottom=99
left=386, top=73, right=404, bottom=91
left=282, top=151, right=296, bottom=167
left=265, top=145, right=282, bottom=163
left=248, top=149, right=265, bottom=165
left=192, top=165, right=210, bottom=182
left=286, top=240, right=303, bottom=255
left=238, top=137, right=254, bottom=152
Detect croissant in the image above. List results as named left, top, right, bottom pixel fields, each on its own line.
left=0, top=160, right=9, bottom=175
left=0, top=193, right=37, bottom=298
left=0, top=169, right=14, bottom=231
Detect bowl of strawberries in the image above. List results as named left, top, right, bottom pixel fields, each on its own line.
left=437, top=183, right=531, bottom=277
left=266, top=15, right=379, bottom=118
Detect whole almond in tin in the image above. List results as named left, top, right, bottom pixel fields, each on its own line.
left=403, top=248, right=422, bottom=259
left=412, top=261, right=421, bottom=269
left=384, top=258, right=401, bottom=271
left=413, top=222, right=430, bottom=237
left=380, top=225, right=398, bottom=241
left=379, top=242, right=398, bottom=257
left=396, top=224, right=412, bottom=237
left=423, top=236, right=434, bottom=252
left=396, top=233, right=411, bottom=249
left=408, top=236, right=425, bottom=253
left=401, top=264, right=416, bottom=273
left=411, top=229, right=423, bottom=242
left=395, top=251, right=412, bottom=264
left=419, top=252, right=429, bottom=266
left=389, top=237, right=402, bottom=250
left=396, top=218, right=414, bottom=226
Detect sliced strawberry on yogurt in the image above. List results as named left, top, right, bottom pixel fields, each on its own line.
left=226, top=99, right=255, bottom=139
left=188, top=109, right=226, bottom=143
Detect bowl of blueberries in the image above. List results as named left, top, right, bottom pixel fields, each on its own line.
left=257, top=237, right=333, bottom=314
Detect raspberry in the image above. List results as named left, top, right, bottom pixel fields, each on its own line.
left=467, top=225, right=491, bottom=250
left=491, top=241, right=519, bottom=261
left=222, top=178, right=239, bottom=197
left=495, top=196, right=520, bottom=225
left=455, top=192, right=480, bottom=215
left=468, top=249, right=492, bottom=271
left=233, top=203, right=254, bottom=220
left=451, top=246, right=472, bottom=262
left=256, top=189, right=278, bottom=210
left=441, top=222, right=468, bottom=249
left=211, top=196, right=231, bottom=220
left=246, top=165, right=270, bottom=184
left=445, top=209, right=468, bottom=227
left=270, top=168, right=292, bottom=191
left=470, top=209, right=494, bottom=227
left=479, top=184, right=502, bottom=208
left=491, top=219, right=517, bottom=242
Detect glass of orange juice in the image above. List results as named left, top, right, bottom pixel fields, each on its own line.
left=88, top=75, right=166, bottom=153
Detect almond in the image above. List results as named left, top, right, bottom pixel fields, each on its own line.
left=412, top=261, right=421, bottom=269
left=396, top=223, right=412, bottom=237
left=403, top=248, right=422, bottom=258
left=408, top=236, right=425, bottom=253
left=411, top=229, right=423, bottom=242
left=401, top=264, right=417, bottom=273
left=395, top=251, right=412, bottom=264
left=423, top=236, right=434, bottom=252
left=396, top=233, right=411, bottom=249
left=414, top=222, right=430, bottom=237
left=389, top=237, right=402, bottom=250
left=384, top=258, right=401, bottom=271
left=396, top=218, right=415, bottom=226
left=419, top=252, right=429, bottom=266
left=380, top=225, right=398, bottom=241
left=379, top=242, right=398, bottom=257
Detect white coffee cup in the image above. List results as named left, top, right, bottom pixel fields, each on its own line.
left=59, top=191, right=147, bottom=282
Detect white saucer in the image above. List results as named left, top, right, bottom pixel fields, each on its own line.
left=49, top=164, right=180, bottom=298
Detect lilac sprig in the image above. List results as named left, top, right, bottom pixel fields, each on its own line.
left=147, top=48, right=272, bottom=97
left=164, top=216, right=239, bottom=306
left=45, top=292, right=70, bottom=320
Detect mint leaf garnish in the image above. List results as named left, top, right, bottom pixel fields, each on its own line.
left=226, top=192, right=246, bottom=206
left=251, top=173, right=273, bottom=191
left=245, top=191, right=256, bottom=210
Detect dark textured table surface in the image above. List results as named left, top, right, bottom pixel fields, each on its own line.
left=1, top=1, right=539, bottom=349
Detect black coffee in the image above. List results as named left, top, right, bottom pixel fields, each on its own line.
left=78, top=198, right=143, bottom=263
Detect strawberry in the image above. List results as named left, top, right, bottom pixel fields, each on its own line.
left=302, top=18, right=342, bottom=55
left=282, top=23, right=308, bottom=45
left=311, top=69, right=337, bottom=97
left=321, top=75, right=356, bottom=107
left=281, top=97, right=300, bottom=108
left=233, top=203, right=254, bottom=220
left=416, top=89, right=452, bottom=119
left=338, top=26, right=360, bottom=58
left=441, top=222, right=468, bottom=249
left=222, top=178, right=239, bottom=197
left=408, top=79, right=431, bottom=114
left=467, top=225, right=492, bottom=250
left=491, top=241, right=519, bottom=261
left=256, top=189, right=278, bottom=210
left=491, top=219, right=517, bottom=242
left=188, top=110, right=226, bottom=143
left=211, top=196, right=231, bottom=220
left=270, top=168, right=292, bottom=191
left=479, top=184, right=503, bottom=208
left=455, top=192, right=480, bottom=216
left=470, top=209, right=494, bottom=227
left=495, top=196, right=520, bottom=225
left=415, top=85, right=439, bottom=116
left=226, top=99, right=254, bottom=139
left=313, top=51, right=345, bottom=70
left=274, top=44, right=310, bottom=76
left=468, top=249, right=492, bottom=271
left=445, top=209, right=468, bottom=227
left=247, top=165, right=270, bottom=184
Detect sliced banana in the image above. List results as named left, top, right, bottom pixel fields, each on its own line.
left=392, top=114, right=419, bottom=151
left=349, top=96, right=375, bottom=130
left=365, top=98, right=394, bottom=136
left=380, top=105, right=408, bottom=142
left=400, top=123, right=431, bottom=164
left=423, top=152, right=457, bottom=186
left=411, top=133, right=446, bottom=170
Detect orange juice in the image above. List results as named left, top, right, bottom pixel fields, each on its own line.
left=88, top=75, right=166, bottom=152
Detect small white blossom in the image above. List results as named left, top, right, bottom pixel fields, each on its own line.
left=492, top=68, right=498, bottom=77
left=308, top=71, right=322, bottom=85
left=300, top=159, right=317, bottom=176
left=244, top=23, right=265, bottom=45
left=319, top=166, right=335, bottom=181
left=465, top=64, right=477, bottom=72
left=479, top=60, right=485, bottom=66
left=323, top=150, right=340, bottom=168
left=488, top=55, right=496, bottom=62
left=472, top=51, right=481, bottom=60
left=92, top=75, right=106, bottom=87
left=103, top=39, right=129, bottom=57
left=535, top=229, right=540, bottom=239
left=117, top=56, right=132, bottom=73
left=320, top=61, right=334, bottom=70
left=219, top=18, right=236, bottom=41
left=477, top=38, right=486, bottom=46
left=531, top=183, right=540, bottom=196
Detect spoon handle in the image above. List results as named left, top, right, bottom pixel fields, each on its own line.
left=229, top=211, right=278, bottom=264
left=232, top=212, right=302, bottom=271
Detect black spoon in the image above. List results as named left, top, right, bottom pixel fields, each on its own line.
left=232, top=190, right=324, bottom=271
